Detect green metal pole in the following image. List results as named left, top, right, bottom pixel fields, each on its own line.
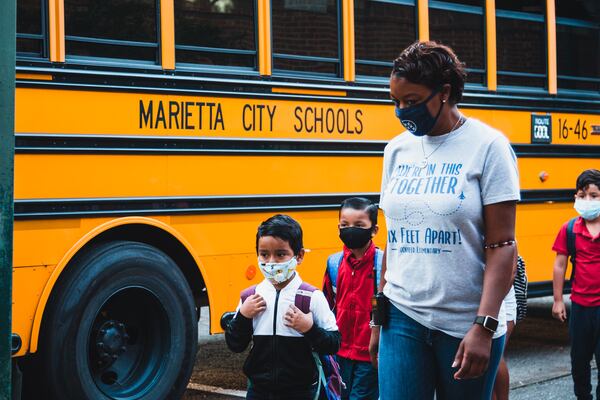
left=0, top=0, right=16, bottom=398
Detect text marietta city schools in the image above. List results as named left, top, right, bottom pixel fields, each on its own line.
left=138, top=99, right=364, bottom=134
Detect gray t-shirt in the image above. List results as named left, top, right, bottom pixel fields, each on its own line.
left=379, top=117, right=520, bottom=338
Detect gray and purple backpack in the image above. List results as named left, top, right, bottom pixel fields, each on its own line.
left=240, top=282, right=344, bottom=400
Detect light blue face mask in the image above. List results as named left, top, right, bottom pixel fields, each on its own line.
left=257, top=257, right=297, bottom=283
left=574, top=198, right=600, bottom=221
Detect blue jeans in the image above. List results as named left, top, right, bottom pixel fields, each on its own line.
left=569, top=302, right=600, bottom=400
left=338, top=356, right=379, bottom=400
left=379, top=304, right=505, bottom=400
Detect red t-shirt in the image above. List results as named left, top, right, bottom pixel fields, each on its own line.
left=553, top=217, right=600, bottom=307
left=335, top=242, right=376, bottom=362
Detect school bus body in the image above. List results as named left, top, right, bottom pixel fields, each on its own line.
left=13, top=74, right=600, bottom=359
left=11, top=0, right=600, bottom=397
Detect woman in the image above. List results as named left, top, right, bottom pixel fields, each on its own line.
left=370, top=41, right=520, bottom=399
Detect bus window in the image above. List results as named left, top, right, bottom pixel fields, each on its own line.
left=556, top=0, right=600, bottom=92
left=272, top=0, right=341, bottom=77
left=175, top=0, right=257, bottom=69
left=496, top=0, right=546, bottom=88
left=64, top=0, right=158, bottom=63
left=17, top=0, right=45, bottom=58
left=429, top=0, right=485, bottom=85
left=354, top=0, right=416, bottom=79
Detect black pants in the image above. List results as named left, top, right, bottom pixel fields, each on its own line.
left=570, top=302, right=600, bottom=400
left=246, top=385, right=316, bottom=400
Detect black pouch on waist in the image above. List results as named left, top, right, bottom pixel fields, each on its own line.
left=371, top=292, right=389, bottom=327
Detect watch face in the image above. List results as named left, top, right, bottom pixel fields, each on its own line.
left=484, top=316, right=499, bottom=332
left=474, top=316, right=499, bottom=332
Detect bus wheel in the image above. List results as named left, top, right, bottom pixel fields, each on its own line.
left=40, top=241, right=197, bottom=400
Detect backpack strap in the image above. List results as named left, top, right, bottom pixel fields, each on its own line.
left=240, top=285, right=258, bottom=304
left=326, top=252, right=344, bottom=293
left=312, top=352, right=326, bottom=400
left=295, top=282, right=317, bottom=314
left=567, top=217, right=578, bottom=281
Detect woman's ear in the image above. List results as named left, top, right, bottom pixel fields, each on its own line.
left=296, top=249, right=306, bottom=265
left=441, top=83, right=452, bottom=103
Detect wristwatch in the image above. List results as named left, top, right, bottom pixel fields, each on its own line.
left=473, top=315, right=499, bottom=333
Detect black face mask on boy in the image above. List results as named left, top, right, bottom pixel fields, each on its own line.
left=339, top=227, right=373, bottom=249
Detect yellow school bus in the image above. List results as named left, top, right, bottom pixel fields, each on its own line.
left=12, top=0, right=600, bottom=397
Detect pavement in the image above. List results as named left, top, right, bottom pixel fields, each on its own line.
left=511, top=374, right=597, bottom=400
left=186, top=297, right=594, bottom=399
left=505, top=296, right=572, bottom=390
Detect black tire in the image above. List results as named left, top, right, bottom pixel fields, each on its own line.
left=38, top=240, right=197, bottom=400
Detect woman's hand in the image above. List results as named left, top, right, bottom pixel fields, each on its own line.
left=452, top=325, right=493, bottom=380
left=239, top=294, right=267, bottom=319
left=369, top=327, right=380, bottom=369
left=552, top=300, right=567, bottom=322
left=283, top=304, right=314, bottom=333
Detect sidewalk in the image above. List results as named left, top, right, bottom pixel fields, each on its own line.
left=505, top=296, right=572, bottom=389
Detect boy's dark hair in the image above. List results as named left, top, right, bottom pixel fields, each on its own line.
left=256, top=214, right=303, bottom=255
left=340, top=197, right=378, bottom=226
left=392, top=41, right=467, bottom=105
left=576, top=169, right=600, bottom=192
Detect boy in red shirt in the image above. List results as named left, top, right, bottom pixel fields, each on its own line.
left=323, top=197, right=381, bottom=400
left=552, top=169, right=600, bottom=400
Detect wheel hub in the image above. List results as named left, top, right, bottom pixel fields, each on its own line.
left=88, top=285, right=172, bottom=397
left=95, top=320, right=129, bottom=367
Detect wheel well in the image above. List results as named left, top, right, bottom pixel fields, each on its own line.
left=84, top=224, right=208, bottom=309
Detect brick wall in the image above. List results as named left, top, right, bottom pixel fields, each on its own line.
left=272, top=0, right=339, bottom=58
left=355, top=1, right=415, bottom=62
left=429, top=9, right=484, bottom=70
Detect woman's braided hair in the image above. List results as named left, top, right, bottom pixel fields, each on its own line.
left=392, top=41, right=467, bottom=105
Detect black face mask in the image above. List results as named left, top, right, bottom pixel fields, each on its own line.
left=339, top=227, right=373, bottom=249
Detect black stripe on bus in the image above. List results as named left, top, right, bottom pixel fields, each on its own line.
left=520, top=189, right=573, bottom=203
left=15, top=65, right=600, bottom=114
left=15, top=135, right=384, bottom=156
left=14, top=193, right=381, bottom=219
left=528, top=281, right=571, bottom=298
left=17, top=79, right=600, bottom=115
left=15, top=134, right=600, bottom=158
left=512, top=144, right=600, bottom=158
left=14, top=189, right=571, bottom=219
